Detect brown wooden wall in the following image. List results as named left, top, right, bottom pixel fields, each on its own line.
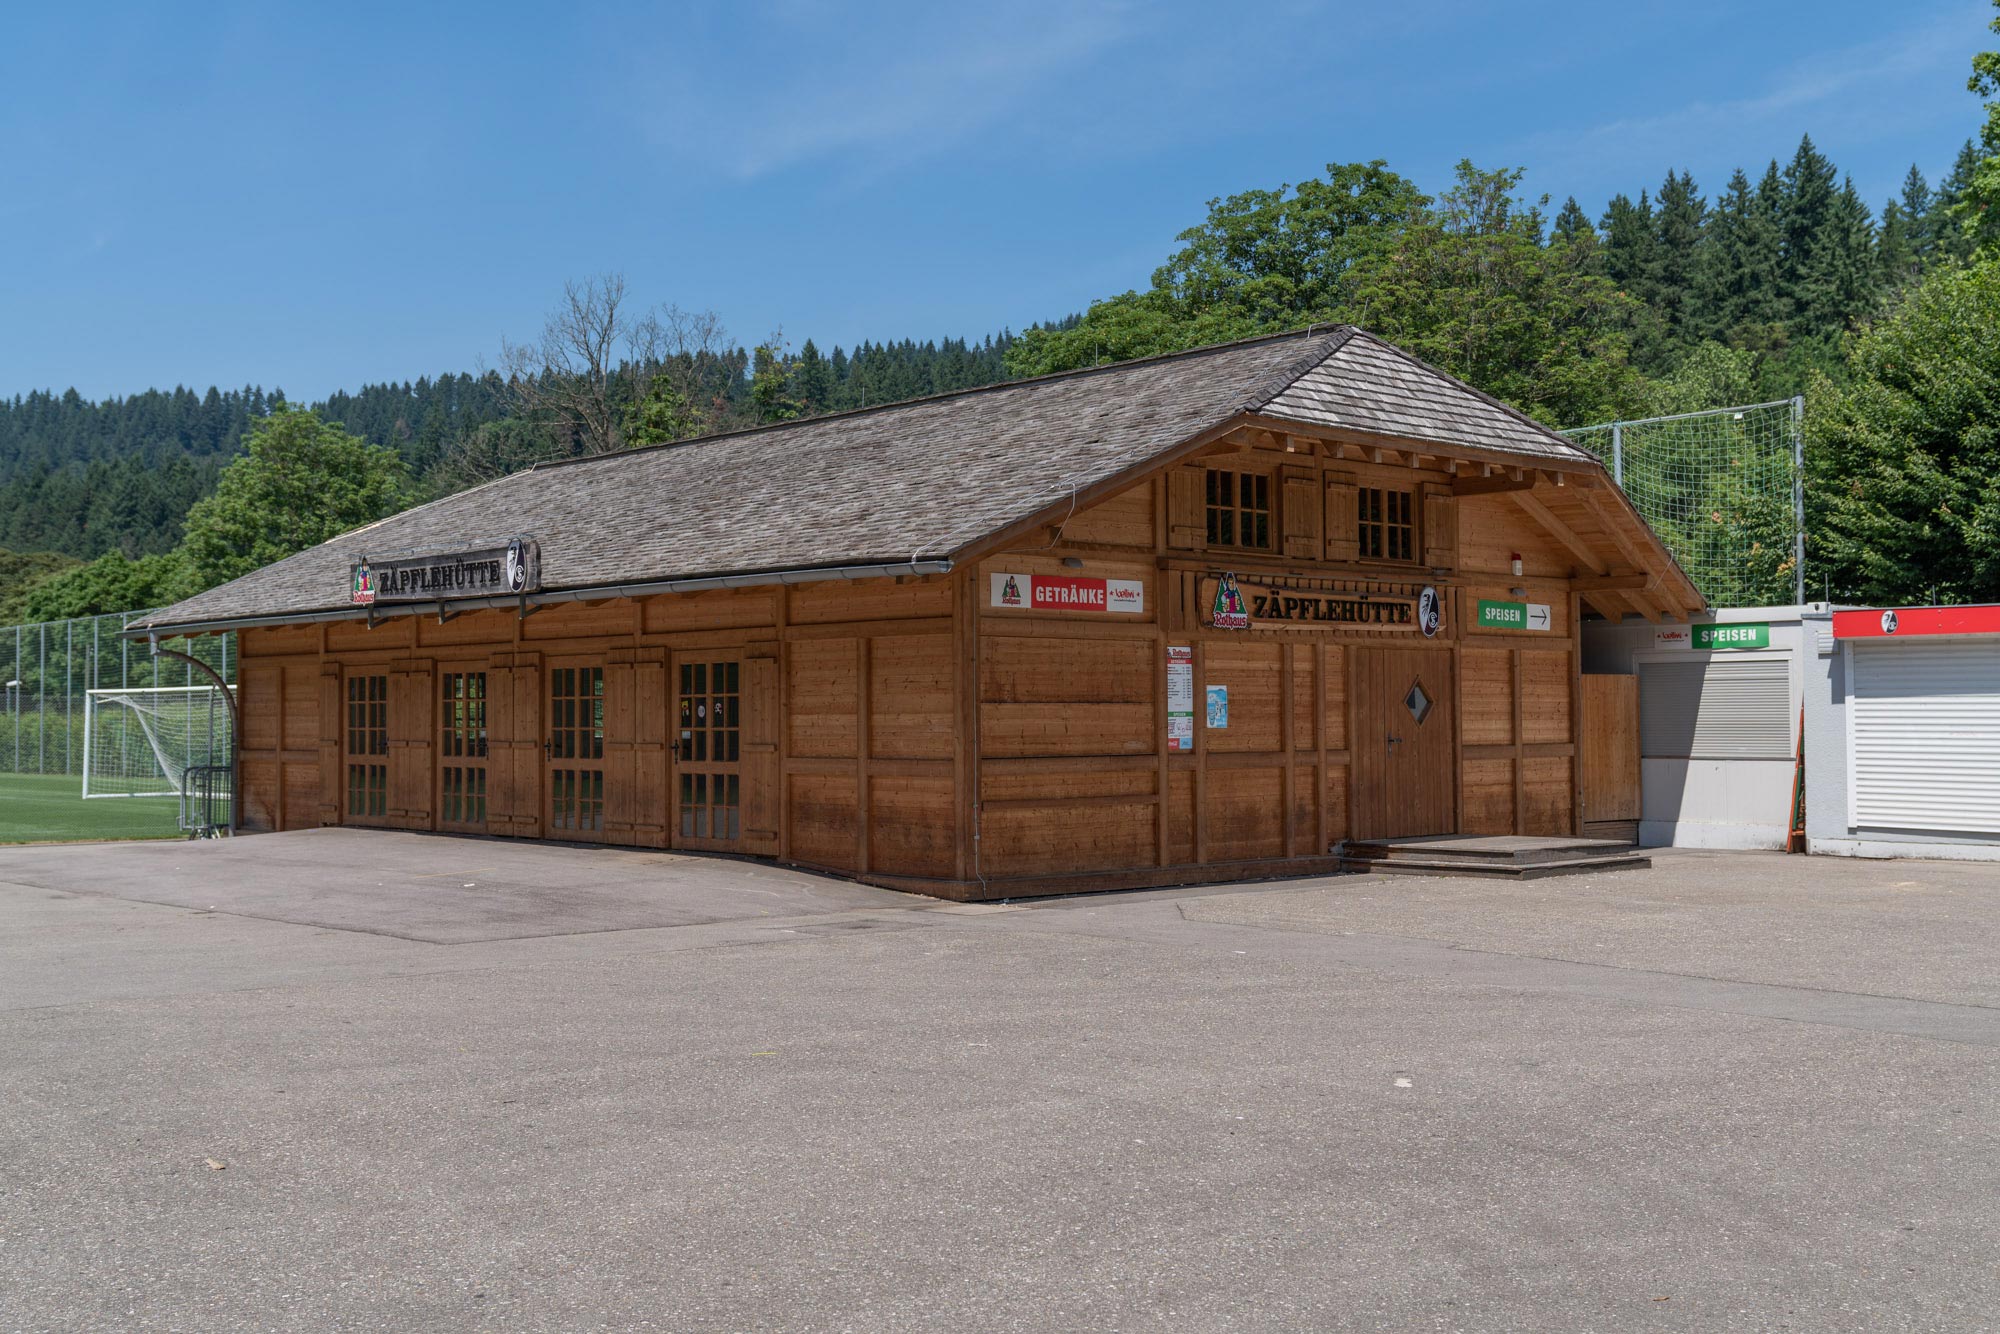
left=235, top=575, right=964, bottom=886
left=966, top=432, right=1590, bottom=890
left=234, top=420, right=1603, bottom=898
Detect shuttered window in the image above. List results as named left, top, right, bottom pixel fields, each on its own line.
left=1205, top=469, right=1271, bottom=550
left=1638, top=658, right=1792, bottom=760
left=1851, top=641, right=2000, bottom=834
left=1358, top=487, right=1414, bottom=562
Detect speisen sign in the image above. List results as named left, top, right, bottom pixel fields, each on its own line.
left=1692, top=622, right=1769, bottom=650
left=351, top=538, right=541, bottom=606
left=1475, top=599, right=1551, bottom=632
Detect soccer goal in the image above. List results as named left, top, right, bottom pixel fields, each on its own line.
left=82, top=685, right=236, bottom=833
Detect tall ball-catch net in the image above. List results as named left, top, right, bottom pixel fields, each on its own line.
left=1563, top=398, right=1804, bottom=609
left=83, top=686, right=234, bottom=811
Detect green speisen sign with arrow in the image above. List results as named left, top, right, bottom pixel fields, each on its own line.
left=1476, top=599, right=1551, bottom=631
left=1692, top=622, right=1770, bottom=650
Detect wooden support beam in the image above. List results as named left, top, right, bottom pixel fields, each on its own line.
left=1452, top=474, right=1538, bottom=499
left=1569, top=571, right=1653, bottom=592
left=1510, top=491, right=1609, bottom=577
left=1582, top=589, right=1633, bottom=621
left=1579, top=489, right=1654, bottom=577
left=1624, top=590, right=1665, bottom=623
left=1580, top=489, right=1705, bottom=620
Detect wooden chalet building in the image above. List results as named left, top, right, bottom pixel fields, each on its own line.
left=129, top=328, right=1704, bottom=898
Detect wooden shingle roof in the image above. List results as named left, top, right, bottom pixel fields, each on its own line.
left=132, top=327, right=1608, bottom=633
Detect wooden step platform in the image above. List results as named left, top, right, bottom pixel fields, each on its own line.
left=1339, top=834, right=1650, bottom=880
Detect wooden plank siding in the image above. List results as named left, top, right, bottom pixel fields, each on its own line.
left=231, top=420, right=1631, bottom=900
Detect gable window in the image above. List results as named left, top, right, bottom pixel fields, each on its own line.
left=1205, top=469, right=1271, bottom=550
left=1358, top=487, right=1414, bottom=562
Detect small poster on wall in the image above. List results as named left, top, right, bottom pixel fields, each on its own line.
left=1206, top=685, right=1229, bottom=729
left=1167, top=646, right=1194, bottom=752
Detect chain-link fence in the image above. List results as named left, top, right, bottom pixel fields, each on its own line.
left=1563, top=398, right=1804, bottom=609
left=1, top=611, right=234, bottom=777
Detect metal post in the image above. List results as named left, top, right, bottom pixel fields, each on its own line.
left=37, top=623, right=46, bottom=774
left=1791, top=395, right=1806, bottom=607
left=65, top=619, right=73, bottom=777
left=1611, top=421, right=1624, bottom=487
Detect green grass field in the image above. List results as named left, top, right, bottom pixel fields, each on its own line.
left=0, top=772, right=187, bottom=843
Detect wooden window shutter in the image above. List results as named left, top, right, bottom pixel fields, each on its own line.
left=1166, top=468, right=1204, bottom=550
left=1280, top=465, right=1321, bottom=559
left=1422, top=484, right=1458, bottom=570
left=1324, top=471, right=1360, bottom=562
left=741, top=648, right=782, bottom=857
left=317, top=664, right=343, bottom=825
left=487, top=650, right=543, bottom=837
left=387, top=660, right=434, bottom=829
left=603, top=649, right=668, bottom=848
left=603, top=656, right=637, bottom=844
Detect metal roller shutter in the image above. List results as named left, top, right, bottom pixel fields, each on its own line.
left=1639, top=658, right=1793, bottom=760
left=1851, top=640, right=2000, bottom=834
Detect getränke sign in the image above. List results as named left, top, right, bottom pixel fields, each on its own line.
left=1203, top=573, right=1440, bottom=635
left=350, top=537, right=541, bottom=606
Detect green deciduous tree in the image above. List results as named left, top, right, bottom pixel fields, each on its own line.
left=179, top=405, right=407, bottom=590
left=1005, top=161, right=1425, bottom=376
left=1356, top=162, right=1647, bottom=427
left=749, top=339, right=801, bottom=423
left=18, top=550, right=194, bottom=620
left=622, top=373, right=702, bottom=446
left=1807, top=260, right=2000, bottom=603
left=0, top=546, right=82, bottom=624
left=1958, top=0, right=2000, bottom=255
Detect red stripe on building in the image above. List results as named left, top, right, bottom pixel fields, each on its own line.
left=1832, top=604, right=2000, bottom=639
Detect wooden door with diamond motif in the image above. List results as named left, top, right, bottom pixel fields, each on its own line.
left=1352, top=647, right=1455, bottom=840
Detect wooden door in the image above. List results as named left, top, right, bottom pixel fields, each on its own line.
left=1580, top=674, right=1640, bottom=835
left=546, top=658, right=609, bottom=842
left=1351, top=647, right=1455, bottom=840
left=671, top=654, right=743, bottom=851
left=437, top=666, right=491, bottom=833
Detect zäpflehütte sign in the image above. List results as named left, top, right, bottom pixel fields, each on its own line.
left=1203, top=574, right=1439, bottom=634
left=350, top=538, right=540, bottom=606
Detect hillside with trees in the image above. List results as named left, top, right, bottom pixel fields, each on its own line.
left=8, top=2, right=2000, bottom=620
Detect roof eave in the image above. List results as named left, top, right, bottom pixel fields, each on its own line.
left=121, top=557, right=958, bottom=641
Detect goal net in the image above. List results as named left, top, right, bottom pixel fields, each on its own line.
left=83, top=685, right=235, bottom=800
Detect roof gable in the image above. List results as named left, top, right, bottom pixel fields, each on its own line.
left=132, top=328, right=1604, bottom=632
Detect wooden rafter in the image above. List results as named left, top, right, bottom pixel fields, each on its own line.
left=1452, top=474, right=1539, bottom=498
left=1570, top=572, right=1653, bottom=592
left=1510, top=491, right=1609, bottom=577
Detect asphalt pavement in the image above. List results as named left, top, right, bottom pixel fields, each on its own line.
left=1, top=832, right=1995, bottom=1332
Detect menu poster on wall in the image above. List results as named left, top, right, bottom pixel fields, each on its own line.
left=1166, top=646, right=1194, bottom=752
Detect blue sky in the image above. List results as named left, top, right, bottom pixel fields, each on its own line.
left=1, top=0, right=1992, bottom=401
